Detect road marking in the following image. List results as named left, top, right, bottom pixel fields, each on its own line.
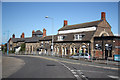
left=81, top=75, right=86, bottom=78
left=108, top=75, right=119, bottom=79
left=71, top=70, right=75, bottom=72
left=59, top=62, right=81, bottom=80
left=72, top=72, right=77, bottom=74
left=78, top=71, right=84, bottom=75
left=74, top=75, right=79, bottom=78
left=60, top=62, right=71, bottom=70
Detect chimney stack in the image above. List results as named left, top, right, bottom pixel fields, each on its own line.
left=32, top=30, right=35, bottom=37
left=21, top=32, right=24, bottom=38
left=101, top=12, right=106, bottom=20
left=12, top=34, right=15, bottom=38
left=63, top=20, right=68, bottom=27
left=43, top=28, right=46, bottom=37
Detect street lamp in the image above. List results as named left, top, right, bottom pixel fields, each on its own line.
left=45, top=16, right=54, bottom=56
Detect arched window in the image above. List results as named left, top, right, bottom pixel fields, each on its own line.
left=85, top=48, right=88, bottom=53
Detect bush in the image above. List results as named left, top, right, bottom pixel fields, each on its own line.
left=20, top=43, right=25, bottom=52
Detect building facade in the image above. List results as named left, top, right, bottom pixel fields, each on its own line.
left=94, top=36, right=120, bottom=60
left=53, top=12, right=114, bottom=58
left=9, top=28, right=52, bottom=54
left=8, top=12, right=119, bottom=60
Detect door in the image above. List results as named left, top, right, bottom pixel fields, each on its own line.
left=105, top=49, right=108, bottom=60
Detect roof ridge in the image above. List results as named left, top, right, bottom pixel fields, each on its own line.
left=58, top=20, right=102, bottom=31
left=67, top=20, right=101, bottom=27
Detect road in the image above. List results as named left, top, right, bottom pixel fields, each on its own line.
left=2, top=55, right=120, bottom=80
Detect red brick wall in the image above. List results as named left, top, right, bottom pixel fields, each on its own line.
left=114, top=39, right=120, bottom=54
left=95, top=50, right=102, bottom=58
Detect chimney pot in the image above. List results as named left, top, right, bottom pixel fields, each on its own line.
left=21, top=32, right=24, bottom=38
left=101, top=12, right=106, bottom=20
left=43, top=28, right=46, bottom=37
left=12, top=34, right=15, bottom=38
left=32, top=30, right=35, bottom=37
left=63, top=20, right=68, bottom=27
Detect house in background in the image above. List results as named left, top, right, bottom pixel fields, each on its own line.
left=8, top=33, right=26, bottom=52
left=8, top=28, right=52, bottom=54
left=25, top=29, right=52, bottom=55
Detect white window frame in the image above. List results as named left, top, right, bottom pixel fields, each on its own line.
left=74, top=34, right=84, bottom=40
left=57, top=35, right=63, bottom=41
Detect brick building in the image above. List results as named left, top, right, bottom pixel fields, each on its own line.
left=8, top=29, right=52, bottom=54
left=94, top=36, right=120, bottom=60
left=53, top=12, right=114, bottom=58
left=8, top=12, right=120, bottom=60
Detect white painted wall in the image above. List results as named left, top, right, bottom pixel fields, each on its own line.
left=58, top=27, right=96, bottom=34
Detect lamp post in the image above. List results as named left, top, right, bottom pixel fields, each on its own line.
left=45, top=16, right=54, bottom=56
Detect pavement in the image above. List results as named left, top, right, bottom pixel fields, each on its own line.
left=2, top=55, right=25, bottom=78
left=2, top=54, right=120, bottom=80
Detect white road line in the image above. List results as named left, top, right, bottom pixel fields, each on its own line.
left=108, top=75, right=119, bottom=79
left=60, top=62, right=71, bottom=70
left=71, top=70, right=75, bottom=72
left=74, top=75, right=80, bottom=78
left=72, top=72, right=77, bottom=74
left=81, top=75, right=86, bottom=78
left=59, top=62, right=81, bottom=79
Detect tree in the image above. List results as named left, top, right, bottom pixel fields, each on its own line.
left=20, top=43, right=25, bottom=52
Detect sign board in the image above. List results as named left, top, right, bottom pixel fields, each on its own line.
left=114, top=54, right=120, bottom=61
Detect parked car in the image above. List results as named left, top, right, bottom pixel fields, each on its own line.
left=70, top=53, right=91, bottom=60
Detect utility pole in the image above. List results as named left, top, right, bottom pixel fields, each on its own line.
left=5, top=31, right=9, bottom=55
left=45, top=16, right=54, bottom=56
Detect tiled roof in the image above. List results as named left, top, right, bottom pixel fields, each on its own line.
left=54, top=31, right=95, bottom=42
left=39, top=36, right=52, bottom=41
left=10, top=36, right=52, bottom=43
left=11, top=38, right=26, bottom=43
left=25, top=37, right=40, bottom=43
left=58, top=20, right=103, bottom=31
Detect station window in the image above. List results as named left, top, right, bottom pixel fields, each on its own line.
left=74, top=34, right=85, bottom=40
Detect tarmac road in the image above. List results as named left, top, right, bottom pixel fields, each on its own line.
left=2, top=55, right=120, bottom=80
left=6, top=55, right=77, bottom=80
